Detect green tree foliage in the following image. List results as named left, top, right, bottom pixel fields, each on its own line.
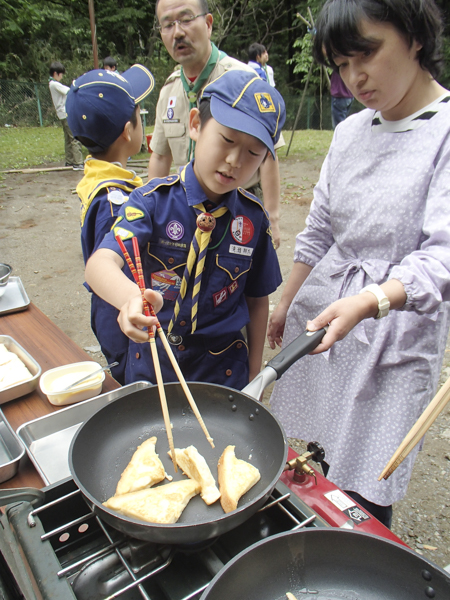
left=0, top=0, right=449, bottom=95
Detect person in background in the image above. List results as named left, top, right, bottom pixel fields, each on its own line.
left=66, top=65, right=155, bottom=384
left=103, top=56, right=117, bottom=72
left=330, top=70, right=354, bottom=128
left=148, top=0, right=284, bottom=249
left=262, top=48, right=276, bottom=87
left=86, top=70, right=285, bottom=389
left=247, top=43, right=268, bottom=81
left=267, top=0, right=450, bottom=529
left=48, top=61, right=84, bottom=171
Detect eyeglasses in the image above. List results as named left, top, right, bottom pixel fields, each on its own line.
left=157, top=13, right=207, bottom=34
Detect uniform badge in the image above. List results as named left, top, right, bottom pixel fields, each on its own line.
left=254, top=93, right=276, bottom=113
left=228, top=280, right=238, bottom=295
left=113, top=226, right=133, bottom=241
left=151, top=269, right=181, bottom=301
left=107, top=187, right=127, bottom=205
left=166, top=220, right=184, bottom=241
left=167, top=107, right=174, bottom=120
left=231, top=215, right=254, bottom=245
left=112, top=215, right=123, bottom=228
left=213, top=287, right=228, bottom=307
left=167, top=96, right=177, bottom=109
left=125, top=206, right=144, bottom=221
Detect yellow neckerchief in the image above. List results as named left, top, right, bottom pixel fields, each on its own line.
left=77, top=157, right=143, bottom=226
left=168, top=165, right=228, bottom=334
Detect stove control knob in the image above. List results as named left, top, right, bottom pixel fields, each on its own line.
left=307, top=441, right=325, bottom=464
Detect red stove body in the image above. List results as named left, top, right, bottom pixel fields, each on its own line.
left=281, top=447, right=408, bottom=546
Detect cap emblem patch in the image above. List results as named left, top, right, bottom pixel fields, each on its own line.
left=254, top=93, right=275, bottom=113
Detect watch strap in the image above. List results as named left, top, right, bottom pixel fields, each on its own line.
left=359, top=284, right=390, bottom=319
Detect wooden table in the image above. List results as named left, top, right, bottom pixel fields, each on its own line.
left=0, top=303, right=120, bottom=489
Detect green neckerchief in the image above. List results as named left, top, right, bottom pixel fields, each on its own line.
left=180, top=42, right=227, bottom=160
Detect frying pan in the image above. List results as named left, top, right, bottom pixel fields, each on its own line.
left=69, top=328, right=326, bottom=545
left=200, top=529, right=450, bottom=599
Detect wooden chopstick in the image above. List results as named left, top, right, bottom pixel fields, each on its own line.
left=379, top=375, right=450, bottom=480
left=115, top=235, right=214, bottom=449
left=130, top=237, right=177, bottom=472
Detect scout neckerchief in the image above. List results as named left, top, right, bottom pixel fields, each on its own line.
left=168, top=201, right=228, bottom=334
left=180, top=42, right=227, bottom=161
left=77, top=157, right=142, bottom=226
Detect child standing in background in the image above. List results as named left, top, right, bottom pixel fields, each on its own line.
left=48, top=61, right=84, bottom=170
left=66, top=65, right=155, bottom=383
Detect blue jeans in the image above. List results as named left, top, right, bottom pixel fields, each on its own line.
left=331, top=96, right=353, bottom=129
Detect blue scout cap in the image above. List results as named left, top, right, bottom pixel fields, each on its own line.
left=66, top=65, right=155, bottom=152
left=200, top=70, right=286, bottom=158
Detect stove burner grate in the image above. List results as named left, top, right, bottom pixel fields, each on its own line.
left=2, top=479, right=324, bottom=600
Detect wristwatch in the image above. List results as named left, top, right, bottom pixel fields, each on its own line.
left=359, top=284, right=390, bottom=319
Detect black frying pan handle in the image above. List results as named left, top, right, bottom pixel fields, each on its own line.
left=267, top=328, right=327, bottom=379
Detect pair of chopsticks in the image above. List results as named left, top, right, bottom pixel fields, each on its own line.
left=379, top=375, right=450, bottom=480
left=115, top=235, right=214, bottom=472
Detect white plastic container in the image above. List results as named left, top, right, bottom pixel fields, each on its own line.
left=40, top=361, right=105, bottom=406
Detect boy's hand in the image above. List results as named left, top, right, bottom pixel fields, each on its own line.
left=267, top=304, right=289, bottom=349
left=117, top=289, right=163, bottom=343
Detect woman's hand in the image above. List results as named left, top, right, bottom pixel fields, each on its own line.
left=306, top=292, right=378, bottom=354
left=267, top=304, right=290, bottom=349
left=117, top=289, right=164, bottom=343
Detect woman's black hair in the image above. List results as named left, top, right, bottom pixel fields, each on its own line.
left=312, top=0, right=444, bottom=79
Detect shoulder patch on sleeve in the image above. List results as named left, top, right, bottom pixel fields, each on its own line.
left=125, top=206, right=144, bottom=221
left=113, top=226, right=134, bottom=241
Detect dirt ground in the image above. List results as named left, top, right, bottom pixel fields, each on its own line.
left=1, top=154, right=450, bottom=571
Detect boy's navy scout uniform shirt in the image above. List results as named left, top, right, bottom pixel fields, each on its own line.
left=100, top=161, right=282, bottom=389
left=78, top=158, right=142, bottom=384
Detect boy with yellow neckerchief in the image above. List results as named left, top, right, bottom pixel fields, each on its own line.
left=86, top=70, right=285, bottom=389
left=66, top=65, right=155, bottom=384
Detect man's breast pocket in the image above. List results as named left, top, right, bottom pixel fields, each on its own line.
left=206, top=253, right=252, bottom=311
left=162, top=122, right=187, bottom=165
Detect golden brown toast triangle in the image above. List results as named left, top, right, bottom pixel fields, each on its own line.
left=104, top=479, right=201, bottom=523
left=115, top=436, right=165, bottom=495
left=169, top=446, right=221, bottom=505
left=217, top=445, right=261, bottom=513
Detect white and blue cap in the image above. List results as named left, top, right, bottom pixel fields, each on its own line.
left=66, top=65, right=155, bottom=152
left=200, top=70, right=286, bottom=158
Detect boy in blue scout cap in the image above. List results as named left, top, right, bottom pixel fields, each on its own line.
left=85, top=70, right=286, bottom=389
left=66, top=65, right=155, bottom=384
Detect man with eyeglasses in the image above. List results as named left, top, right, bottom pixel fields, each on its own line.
left=148, top=0, right=284, bottom=248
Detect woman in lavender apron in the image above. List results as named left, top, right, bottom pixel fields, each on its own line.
left=268, top=0, right=450, bottom=528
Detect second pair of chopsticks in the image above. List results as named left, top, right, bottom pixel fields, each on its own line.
left=115, top=235, right=214, bottom=467
left=379, top=374, right=450, bottom=480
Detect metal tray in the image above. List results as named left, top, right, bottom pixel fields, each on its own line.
left=0, top=277, right=30, bottom=315
left=0, top=335, right=41, bottom=405
left=0, top=409, right=25, bottom=483
left=17, top=381, right=152, bottom=485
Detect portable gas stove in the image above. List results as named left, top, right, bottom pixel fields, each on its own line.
left=0, top=444, right=406, bottom=600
